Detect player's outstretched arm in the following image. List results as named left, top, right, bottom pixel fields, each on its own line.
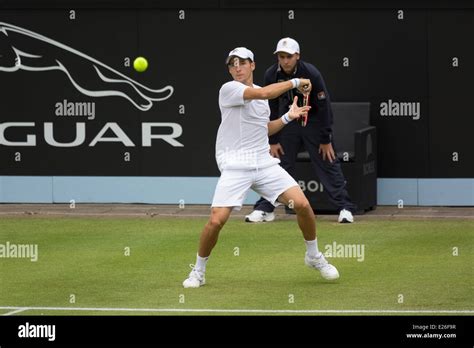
left=244, top=78, right=311, bottom=101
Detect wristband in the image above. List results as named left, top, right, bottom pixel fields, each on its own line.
left=281, top=112, right=292, bottom=125
left=290, top=78, right=300, bottom=89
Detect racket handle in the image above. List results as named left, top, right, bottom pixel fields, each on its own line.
left=301, top=95, right=309, bottom=127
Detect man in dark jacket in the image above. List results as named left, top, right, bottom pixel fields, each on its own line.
left=245, top=37, right=356, bottom=223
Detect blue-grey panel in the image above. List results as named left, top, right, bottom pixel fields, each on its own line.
left=418, top=179, right=474, bottom=206
left=0, top=176, right=53, bottom=203
left=377, top=178, right=418, bottom=206
left=52, top=177, right=217, bottom=204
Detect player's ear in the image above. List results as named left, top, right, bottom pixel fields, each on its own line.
left=295, top=53, right=300, bottom=60
left=250, top=61, right=256, bottom=71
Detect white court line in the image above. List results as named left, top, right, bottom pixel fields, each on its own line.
left=1, top=306, right=473, bottom=315
left=3, top=308, right=30, bottom=316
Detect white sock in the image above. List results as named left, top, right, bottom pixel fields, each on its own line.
left=305, top=238, right=321, bottom=258
left=195, top=254, right=209, bottom=272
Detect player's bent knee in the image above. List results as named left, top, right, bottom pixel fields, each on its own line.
left=207, top=217, right=226, bottom=230
left=293, top=199, right=311, bottom=213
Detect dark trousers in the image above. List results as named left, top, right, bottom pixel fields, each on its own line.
left=254, top=121, right=356, bottom=213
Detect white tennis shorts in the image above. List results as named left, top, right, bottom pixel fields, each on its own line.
left=211, top=164, right=299, bottom=210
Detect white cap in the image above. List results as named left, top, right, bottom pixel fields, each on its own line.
left=226, top=47, right=254, bottom=64
left=273, top=37, right=300, bottom=54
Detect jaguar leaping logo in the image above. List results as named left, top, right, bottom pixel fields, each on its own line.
left=0, top=21, right=173, bottom=111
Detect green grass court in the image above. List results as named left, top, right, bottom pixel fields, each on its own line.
left=0, top=217, right=473, bottom=315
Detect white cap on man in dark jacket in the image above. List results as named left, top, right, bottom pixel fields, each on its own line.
left=273, top=37, right=300, bottom=54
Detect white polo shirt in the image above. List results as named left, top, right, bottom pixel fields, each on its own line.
left=216, top=80, right=280, bottom=171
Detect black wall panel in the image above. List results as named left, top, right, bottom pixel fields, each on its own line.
left=0, top=10, right=142, bottom=175
left=0, top=3, right=472, bottom=178
left=281, top=10, right=431, bottom=177
left=428, top=10, right=474, bottom=177
left=137, top=10, right=280, bottom=176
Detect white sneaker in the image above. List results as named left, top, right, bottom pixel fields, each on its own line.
left=182, top=265, right=205, bottom=288
left=338, top=209, right=354, bottom=223
left=245, top=210, right=275, bottom=223
left=305, top=252, right=340, bottom=280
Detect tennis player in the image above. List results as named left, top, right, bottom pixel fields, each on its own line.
left=183, top=47, right=339, bottom=288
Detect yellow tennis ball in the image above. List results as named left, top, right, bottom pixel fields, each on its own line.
left=133, top=56, right=148, bottom=72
